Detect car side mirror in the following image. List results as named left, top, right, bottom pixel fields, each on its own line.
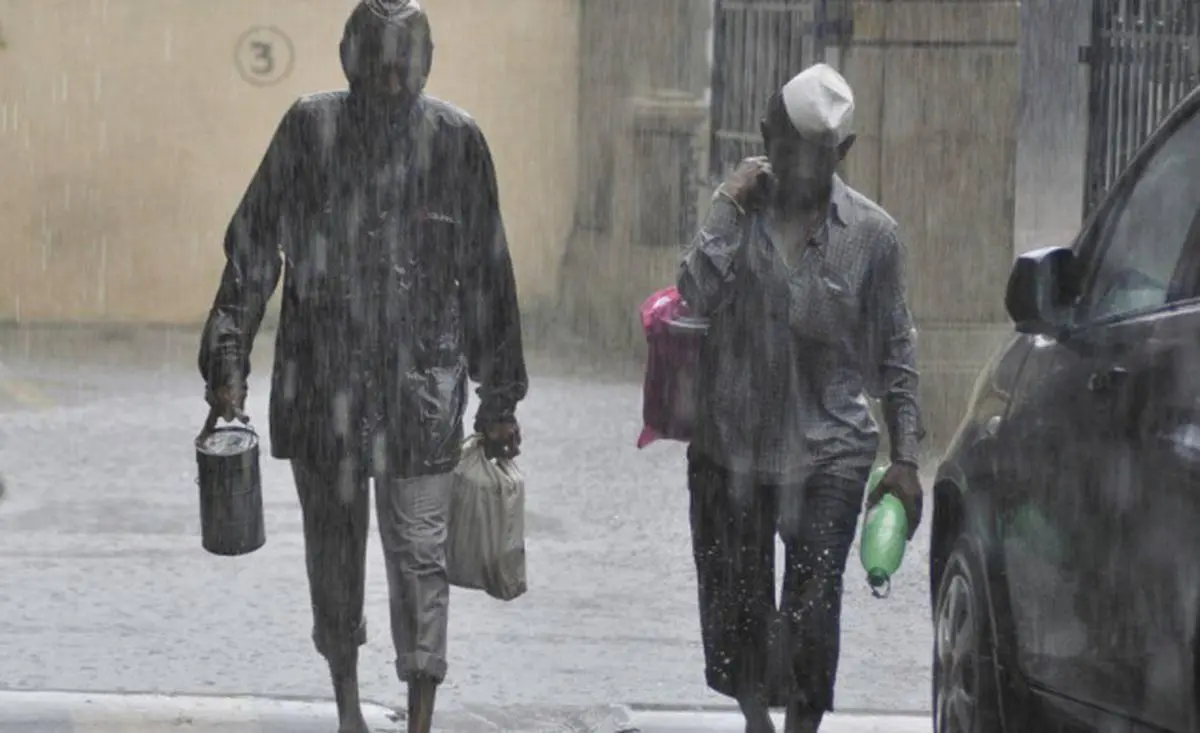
left=1005, top=246, right=1079, bottom=336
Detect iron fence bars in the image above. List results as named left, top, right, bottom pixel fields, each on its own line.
left=1083, top=0, right=1200, bottom=216
left=709, top=0, right=852, bottom=181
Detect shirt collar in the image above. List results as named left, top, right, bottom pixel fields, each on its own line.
left=829, top=174, right=849, bottom=228
left=765, top=175, right=848, bottom=248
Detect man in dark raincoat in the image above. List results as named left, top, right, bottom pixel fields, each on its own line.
left=678, top=63, right=924, bottom=733
left=198, top=1, right=527, bottom=731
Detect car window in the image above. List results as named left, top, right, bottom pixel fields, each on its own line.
left=1080, top=109, right=1200, bottom=322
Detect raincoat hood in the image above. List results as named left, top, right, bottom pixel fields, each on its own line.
left=339, top=0, right=433, bottom=99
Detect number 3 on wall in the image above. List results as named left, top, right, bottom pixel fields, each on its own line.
left=249, top=40, right=274, bottom=76
left=234, top=26, right=294, bottom=87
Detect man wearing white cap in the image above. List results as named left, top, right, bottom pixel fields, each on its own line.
left=678, top=63, right=924, bottom=732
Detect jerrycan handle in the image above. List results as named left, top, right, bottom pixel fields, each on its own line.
left=197, top=405, right=252, bottom=442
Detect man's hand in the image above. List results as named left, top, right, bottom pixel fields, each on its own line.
left=866, top=462, right=923, bottom=540
left=718, top=156, right=775, bottom=211
left=205, top=383, right=246, bottom=423
left=479, top=419, right=521, bottom=461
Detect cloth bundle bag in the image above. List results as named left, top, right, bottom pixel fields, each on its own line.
left=446, top=435, right=527, bottom=601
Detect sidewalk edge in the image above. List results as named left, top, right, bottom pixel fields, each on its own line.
left=0, top=690, right=398, bottom=723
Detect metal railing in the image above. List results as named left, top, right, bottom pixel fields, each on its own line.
left=1083, top=0, right=1200, bottom=216
left=708, top=0, right=852, bottom=180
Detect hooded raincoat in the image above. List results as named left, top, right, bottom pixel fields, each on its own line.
left=199, top=0, right=528, bottom=478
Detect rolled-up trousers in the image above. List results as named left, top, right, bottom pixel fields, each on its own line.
left=687, top=447, right=866, bottom=713
left=291, top=459, right=451, bottom=683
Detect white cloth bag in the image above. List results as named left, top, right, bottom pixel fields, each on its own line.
left=445, top=435, right=527, bottom=601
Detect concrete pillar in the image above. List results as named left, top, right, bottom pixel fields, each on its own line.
left=841, top=0, right=1021, bottom=453
left=559, top=0, right=712, bottom=357
left=1014, top=0, right=1091, bottom=255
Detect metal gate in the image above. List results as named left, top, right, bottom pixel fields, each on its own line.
left=1082, top=0, right=1200, bottom=215
left=708, top=0, right=854, bottom=180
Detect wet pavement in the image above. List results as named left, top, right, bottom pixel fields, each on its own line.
left=0, top=691, right=931, bottom=732
left=0, top=329, right=934, bottom=730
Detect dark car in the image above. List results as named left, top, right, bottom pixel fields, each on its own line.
left=930, top=88, right=1200, bottom=733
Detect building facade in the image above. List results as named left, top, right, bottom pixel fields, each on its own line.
left=0, top=0, right=580, bottom=323
left=9, top=0, right=1149, bottom=452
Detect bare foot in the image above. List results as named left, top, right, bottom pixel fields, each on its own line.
left=783, top=706, right=822, bottom=733
left=745, top=714, right=777, bottom=733
left=739, top=700, right=776, bottom=733
left=336, top=713, right=371, bottom=733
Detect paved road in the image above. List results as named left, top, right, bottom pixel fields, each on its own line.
left=0, top=335, right=934, bottom=729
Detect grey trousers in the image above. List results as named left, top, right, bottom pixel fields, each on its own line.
left=291, top=460, right=452, bottom=683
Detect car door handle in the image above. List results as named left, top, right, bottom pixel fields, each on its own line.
left=1087, top=365, right=1130, bottom=394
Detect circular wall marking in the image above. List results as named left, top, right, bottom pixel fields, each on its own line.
left=234, top=26, right=295, bottom=87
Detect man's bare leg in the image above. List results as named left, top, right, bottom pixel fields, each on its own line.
left=406, top=674, right=438, bottom=733
left=738, top=693, right=777, bottom=733
left=330, top=648, right=370, bottom=733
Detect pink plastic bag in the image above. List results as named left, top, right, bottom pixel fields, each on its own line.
left=637, top=286, right=708, bottom=449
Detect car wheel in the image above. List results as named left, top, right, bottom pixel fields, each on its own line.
left=933, top=539, right=1002, bottom=733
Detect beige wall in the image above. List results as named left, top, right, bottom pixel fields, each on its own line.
left=0, top=0, right=579, bottom=323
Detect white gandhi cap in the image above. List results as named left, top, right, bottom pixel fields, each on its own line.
left=780, top=63, right=855, bottom=147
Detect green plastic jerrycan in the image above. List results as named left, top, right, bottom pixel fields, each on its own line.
left=860, top=463, right=908, bottom=598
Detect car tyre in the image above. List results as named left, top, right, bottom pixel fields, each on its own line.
left=933, top=538, right=1003, bottom=733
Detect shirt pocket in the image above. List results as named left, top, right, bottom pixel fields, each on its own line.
left=788, top=262, right=858, bottom=345
left=410, top=212, right=466, bottom=358
left=411, top=212, right=462, bottom=294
